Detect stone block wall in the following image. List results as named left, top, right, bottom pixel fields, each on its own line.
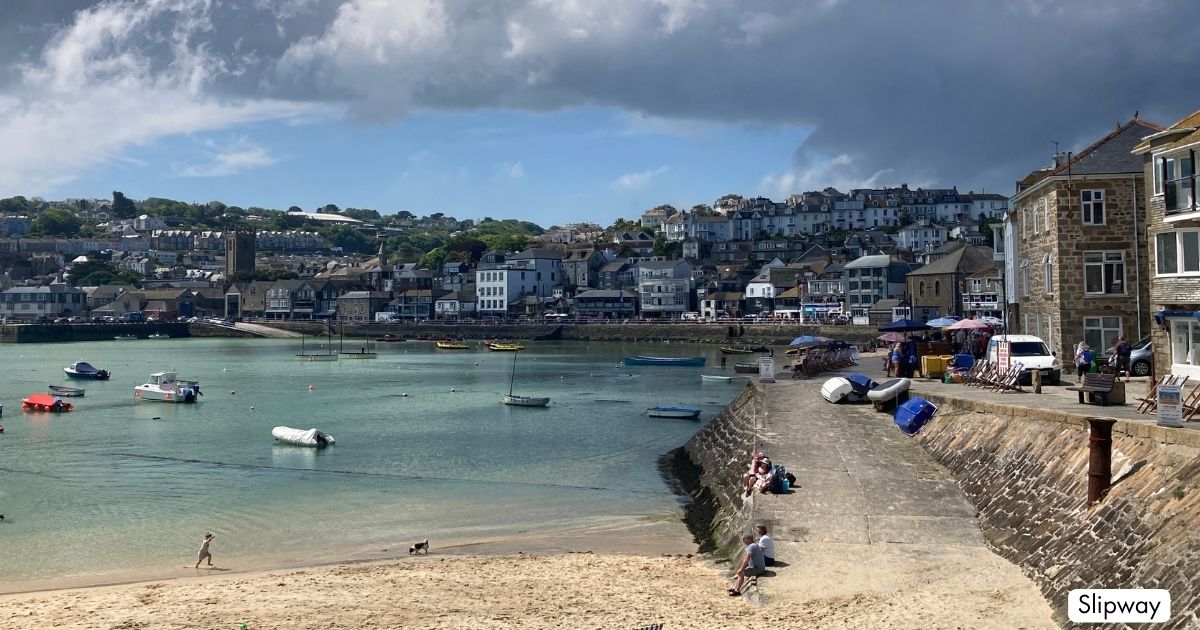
left=917, top=401, right=1200, bottom=629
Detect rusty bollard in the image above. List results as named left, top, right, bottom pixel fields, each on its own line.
left=1087, top=417, right=1118, bottom=505
left=1032, top=368, right=1042, bottom=394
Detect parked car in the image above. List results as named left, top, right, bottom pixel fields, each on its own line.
left=986, top=334, right=1062, bottom=386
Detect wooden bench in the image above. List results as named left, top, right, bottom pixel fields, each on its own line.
left=1067, top=373, right=1117, bottom=406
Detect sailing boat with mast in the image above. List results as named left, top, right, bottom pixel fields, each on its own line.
left=296, top=322, right=338, bottom=361
left=501, top=348, right=550, bottom=407
left=337, top=323, right=377, bottom=359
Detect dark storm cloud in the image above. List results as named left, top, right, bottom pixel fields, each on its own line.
left=3, top=0, right=1200, bottom=194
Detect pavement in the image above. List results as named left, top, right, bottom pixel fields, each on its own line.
left=737, top=367, right=1057, bottom=628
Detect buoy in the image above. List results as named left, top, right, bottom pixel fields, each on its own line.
left=474, top=362, right=480, bottom=366
left=307, top=385, right=315, bottom=390
left=230, top=391, right=236, bottom=395
left=249, top=406, right=255, bottom=410
left=450, top=388, right=457, bottom=392
left=401, top=393, right=408, bottom=397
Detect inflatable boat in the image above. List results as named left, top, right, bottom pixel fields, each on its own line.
left=867, top=378, right=911, bottom=411
left=272, top=426, right=336, bottom=447
left=22, top=393, right=73, bottom=412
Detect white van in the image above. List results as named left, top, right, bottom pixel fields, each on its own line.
left=986, top=334, right=1062, bottom=385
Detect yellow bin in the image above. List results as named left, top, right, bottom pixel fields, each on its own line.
left=921, top=355, right=946, bottom=378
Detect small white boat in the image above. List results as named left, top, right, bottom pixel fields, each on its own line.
left=134, top=371, right=202, bottom=403
left=114, top=334, right=138, bottom=341
left=272, top=426, right=335, bottom=447
left=502, top=394, right=551, bottom=407
left=48, top=384, right=85, bottom=397
left=148, top=333, right=170, bottom=339
left=646, top=406, right=702, bottom=419
left=821, top=377, right=860, bottom=404
left=700, top=374, right=733, bottom=383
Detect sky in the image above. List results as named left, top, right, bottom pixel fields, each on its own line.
left=1, top=0, right=1199, bottom=227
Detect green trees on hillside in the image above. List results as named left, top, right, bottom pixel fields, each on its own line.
left=32, top=209, right=82, bottom=236
left=67, top=259, right=142, bottom=288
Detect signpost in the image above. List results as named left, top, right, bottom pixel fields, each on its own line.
left=758, top=357, right=775, bottom=383
left=1157, top=383, right=1184, bottom=428
left=997, top=341, right=1011, bottom=373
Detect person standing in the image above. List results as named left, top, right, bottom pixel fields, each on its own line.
left=1112, top=337, right=1132, bottom=382
left=728, top=533, right=766, bottom=596
left=194, top=532, right=215, bottom=569
left=1073, top=341, right=1093, bottom=384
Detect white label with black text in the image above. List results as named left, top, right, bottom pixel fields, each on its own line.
left=1068, top=589, right=1170, bottom=623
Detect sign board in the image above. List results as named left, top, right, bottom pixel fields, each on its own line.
left=997, top=341, right=1012, bottom=373
left=1157, top=383, right=1184, bottom=428
left=758, top=357, right=775, bottom=383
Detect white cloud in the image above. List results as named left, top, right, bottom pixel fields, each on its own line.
left=759, top=153, right=894, bottom=197
left=179, top=136, right=279, bottom=177
left=0, top=0, right=317, bottom=195
left=612, top=165, right=669, bottom=190
left=507, top=161, right=525, bottom=178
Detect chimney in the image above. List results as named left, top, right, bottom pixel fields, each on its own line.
left=1052, top=152, right=1070, bottom=168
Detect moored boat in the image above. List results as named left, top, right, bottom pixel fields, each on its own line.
left=623, top=356, right=706, bottom=367
left=48, top=384, right=85, bottom=397
left=719, top=346, right=754, bottom=355
left=134, top=371, right=202, bottom=403
left=733, top=363, right=759, bottom=373
left=22, top=393, right=73, bottom=412
left=114, top=334, right=138, bottom=340
left=487, top=342, right=525, bottom=351
left=272, top=426, right=335, bottom=447
left=148, top=333, right=170, bottom=339
left=64, top=361, right=111, bottom=380
left=502, top=394, right=551, bottom=407
left=436, top=341, right=470, bottom=350
left=376, top=335, right=406, bottom=342
left=700, top=374, right=733, bottom=383
left=646, top=405, right=701, bottom=419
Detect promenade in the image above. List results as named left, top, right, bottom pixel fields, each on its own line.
left=736, top=371, right=1057, bottom=628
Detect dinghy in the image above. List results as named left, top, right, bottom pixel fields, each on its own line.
left=22, top=393, right=73, bottom=412
left=820, top=377, right=857, bottom=404
left=867, top=378, right=912, bottom=412
left=48, top=384, right=85, bottom=397
left=646, top=406, right=702, bottom=419
left=700, top=374, right=733, bottom=383
left=272, top=426, right=336, bottom=447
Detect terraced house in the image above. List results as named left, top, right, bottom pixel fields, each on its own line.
left=1008, top=117, right=1159, bottom=358
left=1132, top=110, right=1200, bottom=378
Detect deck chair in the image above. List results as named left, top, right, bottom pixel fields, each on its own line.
left=970, top=361, right=999, bottom=388
left=991, top=362, right=1025, bottom=392
left=1182, top=382, right=1200, bottom=421
left=1138, top=375, right=1190, bottom=414
left=962, top=360, right=988, bottom=385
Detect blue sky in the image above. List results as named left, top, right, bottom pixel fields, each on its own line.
left=2, top=1, right=1199, bottom=228
left=66, top=107, right=811, bottom=226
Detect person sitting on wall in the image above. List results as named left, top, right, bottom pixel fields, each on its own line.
left=742, top=452, right=772, bottom=497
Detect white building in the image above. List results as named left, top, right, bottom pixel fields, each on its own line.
left=895, top=221, right=949, bottom=252
left=637, top=259, right=693, bottom=317
left=475, top=248, right=564, bottom=318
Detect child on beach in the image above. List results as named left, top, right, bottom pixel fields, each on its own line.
left=755, top=524, right=775, bottom=566
left=195, top=532, right=214, bottom=569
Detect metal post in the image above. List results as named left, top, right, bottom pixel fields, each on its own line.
left=1086, top=417, right=1118, bottom=504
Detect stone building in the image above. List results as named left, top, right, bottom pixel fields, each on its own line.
left=904, top=244, right=995, bottom=321
left=1008, top=117, right=1160, bottom=359
left=1132, top=110, right=1200, bottom=378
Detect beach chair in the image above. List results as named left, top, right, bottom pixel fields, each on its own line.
left=990, top=362, right=1025, bottom=392
left=1138, top=375, right=1190, bottom=414
left=962, top=360, right=988, bottom=385
left=969, top=361, right=999, bottom=388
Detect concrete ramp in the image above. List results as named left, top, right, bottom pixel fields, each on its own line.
left=231, top=322, right=304, bottom=338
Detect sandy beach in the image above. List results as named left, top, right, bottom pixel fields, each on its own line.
left=0, top=544, right=1056, bottom=630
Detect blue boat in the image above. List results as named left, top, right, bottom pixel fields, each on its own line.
left=646, top=406, right=702, bottom=419
left=623, top=356, right=706, bottom=367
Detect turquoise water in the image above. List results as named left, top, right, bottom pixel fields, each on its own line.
left=0, top=338, right=745, bottom=592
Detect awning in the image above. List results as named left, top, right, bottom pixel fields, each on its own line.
left=1155, top=310, right=1200, bottom=326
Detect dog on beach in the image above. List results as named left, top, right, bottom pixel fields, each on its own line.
left=409, top=539, right=429, bottom=555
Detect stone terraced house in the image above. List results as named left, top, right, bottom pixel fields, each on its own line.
left=1132, top=110, right=1200, bottom=378
left=1008, top=117, right=1161, bottom=360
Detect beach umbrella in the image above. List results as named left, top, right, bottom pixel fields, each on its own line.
left=948, top=318, right=990, bottom=330
left=925, top=317, right=960, bottom=328
left=877, top=332, right=907, bottom=343
left=877, top=319, right=931, bottom=332
left=789, top=335, right=824, bottom=347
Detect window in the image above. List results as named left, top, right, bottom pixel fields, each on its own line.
left=919, top=281, right=925, bottom=297
left=1154, top=158, right=1164, bottom=196
left=1020, top=259, right=1030, bottom=297
left=1171, top=319, right=1200, bottom=366
left=1031, top=203, right=1040, bottom=234
left=1043, top=198, right=1051, bottom=232
left=934, top=280, right=941, bottom=297
left=1157, top=230, right=1200, bottom=275
left=1165, top=153, right=1195, bottom=213
left=1022, top=208, right=1027, bottom=238
left=1083, top=251, right=1126, bottom=295
left=1082, top=190, right=1104, bottom=225
left=1043, top=252, right=1053, bottom=293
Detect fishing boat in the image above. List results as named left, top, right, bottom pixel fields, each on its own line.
left=134, top=371, right=202, bottom=403
left=338, top=327, right=377, bottom=359
left=114, top=334, right=138, bottom=341
left=48, top=384, right=85, bottom=397
left=22, top=393, right=72, bottom=412
left=646, top=406, right=701, bottom=419
left=148, top=333, right=170, bottom=339
left=700, top=374, right=733, bottom=383
left=733, top=363, right=760, bottom=373
left=376, top=335, right=406, bottom=342
left=272, top=426, right=335, bottom=447
left=502, top=349, right=549, bottom=407
left=296, top=326, right=338, bottom=361
left=623, top=356, right=706, bottom=367
left=64, top=361, right=111, bottom=380
left=436, top=341, right=470, bottom=350
left=487, top=342, right=525, bottom=352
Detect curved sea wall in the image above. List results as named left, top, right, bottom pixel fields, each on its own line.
left=663, top=382, right=763, bottom=559
left=916, top=394, right=1200, bottom=629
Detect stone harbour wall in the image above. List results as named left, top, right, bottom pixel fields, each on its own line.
left=665, top=382, right=762, bottom=559
left=917, top=398, right=1200, bottom=629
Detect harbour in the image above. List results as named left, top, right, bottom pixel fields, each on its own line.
left=0, top=338, right=746, bottom=593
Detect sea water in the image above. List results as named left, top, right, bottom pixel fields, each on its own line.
left=0, top=338, right=746, bottom=592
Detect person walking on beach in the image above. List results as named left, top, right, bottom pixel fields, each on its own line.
left=195, top=532, right=215, bottom=569
left=729, top=533, right=766, bottom=596
left=755, top=524, right=775, bottom=567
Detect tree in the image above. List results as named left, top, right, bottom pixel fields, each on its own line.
left=113, top=269, right=144, bottom=288
left=32, top=208, right=82, bottom=236
left=320, top=224, right=373, bottom=253
left=0, top=196, right=32, bottom=215
left=288, top=206, right=302, bottom=213
left=112, top=191, right=137, bottom=219
left=342, top=207, right=382, bottom=222
left=322, top=204, right=340, bottom=214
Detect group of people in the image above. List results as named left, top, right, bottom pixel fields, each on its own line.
left=729, top=524, right=775, bottom=596
left=1073, top=337, right=1134, bottom=383
left=741, top=451, right=795, bottom=497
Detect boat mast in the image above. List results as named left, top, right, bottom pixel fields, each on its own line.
left=508, top=350, right=518, bottom=397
